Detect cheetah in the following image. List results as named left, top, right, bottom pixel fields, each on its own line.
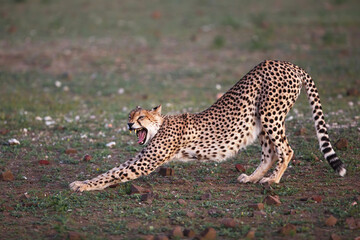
left=70, top=60, right=346, bottom=192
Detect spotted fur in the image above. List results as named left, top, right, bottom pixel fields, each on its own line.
left=70, top=60, right=345, bottom=192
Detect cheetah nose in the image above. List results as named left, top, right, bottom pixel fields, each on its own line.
left=127, top=123, right=134, bottom=129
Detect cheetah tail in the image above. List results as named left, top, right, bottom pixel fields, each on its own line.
left=302, top=74, right=346, bottom=177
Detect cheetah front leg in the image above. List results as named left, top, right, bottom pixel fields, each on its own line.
left=70, top=147, right=176, bottom=192
left=238, top=131, right=277, bottom=183
left=69, top=158, right=142, bottom=192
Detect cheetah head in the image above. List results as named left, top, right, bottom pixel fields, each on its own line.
left=127, top=105, right=164, bottom=145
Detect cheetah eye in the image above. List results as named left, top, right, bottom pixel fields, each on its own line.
left=138, top=116, right=145, bottom=120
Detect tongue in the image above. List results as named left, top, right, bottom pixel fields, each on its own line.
left=137, top=130, right=146, bottom=144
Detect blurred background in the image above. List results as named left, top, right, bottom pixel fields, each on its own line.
left=1, top=0, right=359, bottom=123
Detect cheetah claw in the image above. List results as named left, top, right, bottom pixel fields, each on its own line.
left=69, top=180, right=90, bottom=192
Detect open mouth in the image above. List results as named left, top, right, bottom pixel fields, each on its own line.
left=133, top=128, right=148, bottom=145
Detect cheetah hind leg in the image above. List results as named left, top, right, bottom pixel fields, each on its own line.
left=259, top=136, right=294, bottom=184
left=238, top=132, right=277, bottom=183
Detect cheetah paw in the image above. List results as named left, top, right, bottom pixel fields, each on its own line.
left=237, top=174, right=252, bottom=183
left=69, top=180, right=90, bottom=192
left=259, top=177, right=277, bottom=184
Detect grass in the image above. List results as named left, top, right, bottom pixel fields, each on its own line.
left=0, top=0, right=360, bottom=239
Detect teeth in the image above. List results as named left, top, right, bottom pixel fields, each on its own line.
left=135, top=129, right=137, bottom=133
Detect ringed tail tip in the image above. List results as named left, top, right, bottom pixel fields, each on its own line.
left=338, top=167, right=346, bottom=177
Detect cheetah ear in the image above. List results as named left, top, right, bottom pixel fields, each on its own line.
left=152, top=105, right=162, bottom=115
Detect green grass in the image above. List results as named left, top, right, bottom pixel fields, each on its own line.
left=1, top=0, right=360, bottom=239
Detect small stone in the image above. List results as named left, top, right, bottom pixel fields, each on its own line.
left=199, top=227, right=216, bottom=240
left=246, top=228, right=256, bottom=239
left=154, top=235, right=168, bottom=240
left=171, top=226, right=183, bottom=238
left=151, top=11, right=162, bottom=19
left=279, top=224, right=296, bottom=236
left=140, top=193, right=154, bottom=204
left=263, top=195, right=281, bottom=206
left=295, top=127, right=306, bottom=136
left=44, top=116, right=52, bottom=121
left=55, top=80, right=62, bottom=88
left=117, top=88, right=125, bottom=95
left=183, top=229, right=196, bottom=238
left=0, top=129, right=9, bottom=135
left=201, top=193, right=212, bottom=200
left=65, top=148, right=77, bottom=154
left=68, top=231, right=83, bottom=240
left=248, top=203, right=264, bottom=210
left=130, top=184, right=151, bottom=194
left=106, top=141, right=116, bottom=148
left=221, top=218, right=237, bottom=228
left=186, top=211, right=196, bottom=218
left=159, top=167, right=174, bottom=176
left=1, top=170, right=14, bottom=181
left=330, top=233, right=342, bottom=240
left=253, top=210, right=266, bottom=217
left=347, top=88, right=359, bottom=96
left=8, top=138, right=20, bottom=145
left=235, top=164, right=246, bottom=172
left=177, top=199, right=186, bottom=205
left=45, top=119, right=56, bottom=126
left=335, top=138, right=348, bottom=150
left=38, top=160, right=50, bottom=165
left=83, top=154, right=92, bottom=161
left=311, top=195, right=323, bottom=203
left=325, top=215, right=338, bottom=227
